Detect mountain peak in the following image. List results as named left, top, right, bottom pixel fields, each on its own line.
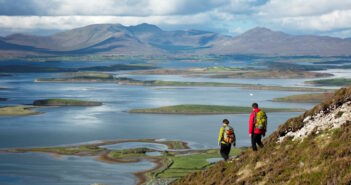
left=248, top=26, right=273, bottom=32
left=236, top=26, right=287, bottom=40
left=128, top=23, right=162, bottom=33
left=241, top=27, right=284, bottom=36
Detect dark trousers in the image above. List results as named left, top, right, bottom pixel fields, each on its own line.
left=251, top=134, right=264, bottom=151
left=220, top=143, right=231, bottom=160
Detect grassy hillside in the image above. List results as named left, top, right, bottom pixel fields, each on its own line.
left=174, top=87, right=351, bottom=185
left=272, top=93, right=334, bottom=103
left=129, top=105, right=304, bottom=114
left=306, top=78, right=351, bottom=86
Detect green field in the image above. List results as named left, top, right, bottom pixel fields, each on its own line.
left=0, top=106, right=40, bottom=116
left=306, top=78, right=351, bottom=86
left=156, top=148, right=243, bottom=179
left=272, top=93, right=334, bottom=103
left=129, top=104, right=305, bottom=114
left=33, top=98, right=102, bottom=106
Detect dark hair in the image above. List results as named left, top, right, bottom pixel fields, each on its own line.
left=252, top=103, right=258, bottom=108
left=223, top=119, right=229, bottom=124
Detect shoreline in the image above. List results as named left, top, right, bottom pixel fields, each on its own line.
left=2, top=138, right=231, bottom=185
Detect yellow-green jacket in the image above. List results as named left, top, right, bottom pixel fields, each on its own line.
left=218, top=125, right=226, bottom=144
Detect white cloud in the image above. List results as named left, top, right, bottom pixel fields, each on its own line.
left=259, top=9, right=351, bottom=36
left=258, top=0, right=351, bottom=17
left=0, top=0, right=225, bottom=16
left=0, top=14, right=212, bottom=32
left=1, top=0, right=351, bottom=37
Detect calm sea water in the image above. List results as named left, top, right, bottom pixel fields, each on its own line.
left=0, top=60, right=336, bottom=185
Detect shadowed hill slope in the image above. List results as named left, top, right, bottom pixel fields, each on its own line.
left=174, top=87, right=351, bottom=185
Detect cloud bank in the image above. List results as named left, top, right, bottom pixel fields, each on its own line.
left=0, top=0, right=350, bottom=38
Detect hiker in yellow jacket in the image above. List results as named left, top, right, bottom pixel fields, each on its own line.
left=218, top=119, right=236, bottom=161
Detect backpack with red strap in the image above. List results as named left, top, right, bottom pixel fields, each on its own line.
left=223, top=125, right=235, bottom=145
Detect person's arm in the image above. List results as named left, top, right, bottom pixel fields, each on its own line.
left=218, top=127, right=224, bottom=146
left=249, top=112, right=254, bottom=136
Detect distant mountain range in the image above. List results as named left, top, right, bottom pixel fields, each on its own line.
left=1, top=23, right=351, bottom=57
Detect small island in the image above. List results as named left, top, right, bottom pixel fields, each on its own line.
left=272, top=93, right=334, bottom=103
left=35, top=72, right=115, bottom=83
left=129, top=104, right=305, bottom=114
left=33, top=98, right=102, bottom=106
left=0, top=106, right=40, bottom=116
left=306, top=78, right=351, bottom=86
left=210, top=69, right=332, bottom=79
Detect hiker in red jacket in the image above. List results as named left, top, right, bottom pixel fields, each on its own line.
left=249, top=103, right=265, bottom=151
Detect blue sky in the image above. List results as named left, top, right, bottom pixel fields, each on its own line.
left=0, top=0, right=351, bottom=38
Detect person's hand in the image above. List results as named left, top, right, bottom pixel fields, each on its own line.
left=249, top=134, right=252, bottom=137
left=218, top=142, right=221, bottom=147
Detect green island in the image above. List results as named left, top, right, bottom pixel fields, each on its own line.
left=129, top=104, right=305, bottom=114
left=210, top=69, right=332, bottom=79
left=306, top=78, right=351, bottom=86
left=35, top=72, right=115, bottom=83
left=36, top=72, right=333, bottom=92
left=0, top=64, right=155, bottom=73
left=0, top=98, right=102, bottom=116
left=272, top=93, right=334, bottom=103
left=132, top=67, right=332, bottom=79
left=0, top=106, right=40, bottom=116
left=3, top=138, right=243, bottom=185
left=33, top=98, right=102, bottom=106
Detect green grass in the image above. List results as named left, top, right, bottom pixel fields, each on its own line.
left=33, top=99, right=102, bottom=106
left=10, top=145, right=104, bottom=155
left=108, top=148, right=154, bottom=159
left=205, top=66, right=241, bottom=72
left=306, top=78, right=351, bottom=86
left=272, top=93, right=334, bottom=103
left=69, top=72, right=113, bottom=79
left=129, top=104, right=305, bottom=114
left=0, top=106, right=39, bottom=116
left=211, top=70, right=332, bottom=79
left=157, top=148, right=243, bottom=179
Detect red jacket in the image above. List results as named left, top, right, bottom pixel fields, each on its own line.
left=249, top=108, right=265, bottom=135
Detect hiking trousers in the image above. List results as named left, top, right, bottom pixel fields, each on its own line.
left=220, top=143, right=231, bottom=160
left=251, top=134, right=264, bottom=151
